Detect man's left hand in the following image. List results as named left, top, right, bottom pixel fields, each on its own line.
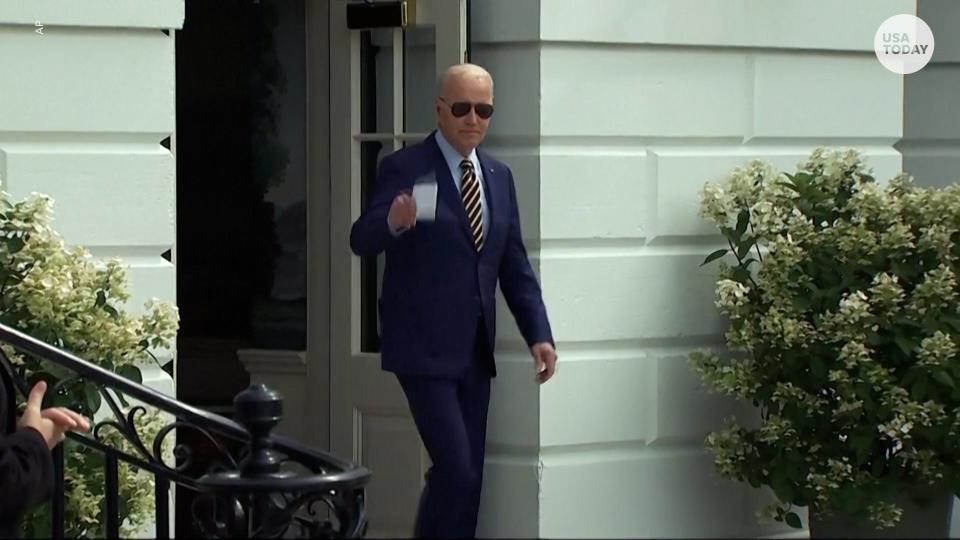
left=530, top=342, right=557, bottom=384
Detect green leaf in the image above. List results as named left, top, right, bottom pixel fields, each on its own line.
left=927, top=424, right=947, bottom=442
left=839, top=266, right=855, bottom=288
left=850, top=433, right=873, bottom=464
left=810, top=357, right=826, bottom=378
left=735, top=209, right=750, bottom=236
left=792, top=295, right=812, bottom=312
left=777, top=180, right=802, bottom=194
left=791, top=173, right=814, bottom=193
left=736, top=237, right=755, bottom=260
left=117, top=364, right=142, bottom=384
left=48, top=389, right=73, bottom=409
left=119, top=498, right=131, bottom=524
left=701, top=249, right=728, bottom=267
left=771, top=472, right=794, bottom=503
left=912, top=377, right=930, bottom=401
left=902, top=368, right=920, bottom=387
left=720, top=227, right=738, bottom=246
left=934, top=370, right=955, bottom=389
left=942, top=315, right=960, bottom=332
left=895, top=336, right=916, bottom=356
left=865, top=328, right=883, bottom=346
left=733, top=266, right=751, bottom=284
left=5, top=235, right=24, bottom=254
left=83, top=384, right=102, bottom=415
left=785, top=512, right=802, bottom=529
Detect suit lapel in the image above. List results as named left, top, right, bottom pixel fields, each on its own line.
left=477, top=149, right=497, bottom=240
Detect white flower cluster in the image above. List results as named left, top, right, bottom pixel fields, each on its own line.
left=691, top=147, right=960, bottom=530
left=868, top=273, right=905, bottom=313
left=838, top=341, right=871, bottom=370
left=689, top=350, right=760, bottom=400
left=917, top=224, right=953, bottom=259
left=1, top=186, right=180, bottom=536
left=918, top=331, right=957, bottom=368
left=757, top=414, right=797, bottom=444
left=705, top=422, right=755, bottom=477
left=833, top=398, right=864, bottom=421
left=878, top=400, right=946, bottom=444
left=806, top=458, right=854, bottom=506
left=816, top=290, right=877, bottom=344
left=715, top=279, right=751, bottom=317
left=908, top=265, right=958, bottom=318
left=1, top=189, right=180, bottom=369
left=867, top=501, right=903, bottom=530
left=899, top=448, right=944, bottom=483
left=759, top=306, right=814, bottom=348
left=771, top=382, right=826, bottom=413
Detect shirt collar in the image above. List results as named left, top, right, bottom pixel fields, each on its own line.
left=435, top=129, right=479, bottom=173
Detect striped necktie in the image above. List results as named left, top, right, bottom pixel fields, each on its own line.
left=460, top=159, right=484, bottom=251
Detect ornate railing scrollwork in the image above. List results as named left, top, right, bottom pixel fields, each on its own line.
left=0, top=322, right=371, bottom=538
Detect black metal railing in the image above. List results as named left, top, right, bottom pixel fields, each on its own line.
left=0, top=322, right=370, bottom=538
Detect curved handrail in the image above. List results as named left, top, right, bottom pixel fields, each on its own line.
left=0, top=322, right=248, bottom=436
left=0, top=321, right=371, bottom=538
left=0, top=322, right=360, bottom=473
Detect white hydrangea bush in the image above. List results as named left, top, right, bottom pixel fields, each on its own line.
left=0, top=184, right=179, bottom=537
left=690, top=148, right=960, bottom=530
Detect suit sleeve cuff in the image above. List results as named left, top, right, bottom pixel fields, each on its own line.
left=15, top=426, right=50, bottom=451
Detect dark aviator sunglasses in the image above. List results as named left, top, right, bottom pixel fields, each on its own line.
left=439, top=97, right=495, bottom=119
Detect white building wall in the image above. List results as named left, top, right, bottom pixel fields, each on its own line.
left=0, top=1, right=183, bottom=535
left=470, top=1, right=543, bottom=538
left=473, top=0, right=910, bottom=537
left=901, top=2, right=960, bottom=535
left=902, top=0, right=960, bottom=189
left=0, top=1, right=181, bottom=368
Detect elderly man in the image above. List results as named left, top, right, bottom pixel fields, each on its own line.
left=350, top=63, right=557, bottom=538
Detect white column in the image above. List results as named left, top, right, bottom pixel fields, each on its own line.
left=471, top=1, right=545, bottom=537
left=901, top=2, right=960, bottom=535
left=0, top=2, right=183, bottom=536
left=902, top=0, right=960, bottom=189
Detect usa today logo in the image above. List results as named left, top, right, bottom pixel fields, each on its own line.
left=874, top=14, right=935, bottom=75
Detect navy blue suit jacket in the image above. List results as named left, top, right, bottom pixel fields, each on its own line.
left=349, top=132, right=553, bottom=378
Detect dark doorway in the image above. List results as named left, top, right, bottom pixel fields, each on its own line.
left=174, top=0, right=307, bottom=535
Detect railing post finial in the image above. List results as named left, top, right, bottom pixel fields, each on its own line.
left=233, top=383, right=284, bottom=477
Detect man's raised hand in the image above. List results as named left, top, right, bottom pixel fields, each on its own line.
left=388, top=192, right=418, bottom=234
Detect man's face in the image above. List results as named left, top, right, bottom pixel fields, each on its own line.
left=436, top=73, right=493, bottom=156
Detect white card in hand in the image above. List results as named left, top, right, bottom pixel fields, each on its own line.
left=412, top=175, right=438, bottom=222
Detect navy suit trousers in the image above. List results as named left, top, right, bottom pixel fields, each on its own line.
left=397, top=318, right=495, bottom=539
